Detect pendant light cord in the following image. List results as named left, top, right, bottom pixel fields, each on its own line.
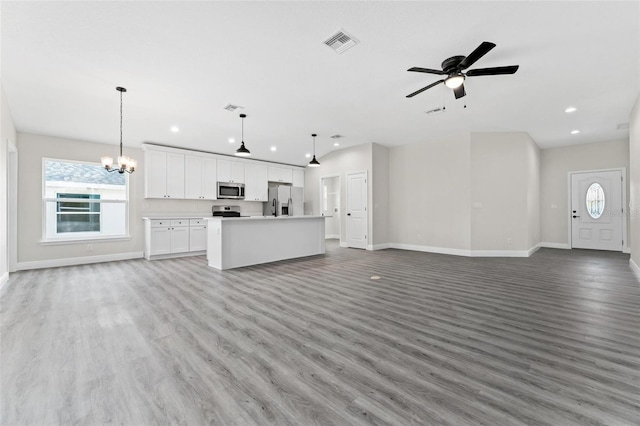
left=119, top=88, right=123, bottom=157
left=241, top=115, right=244, bottom=142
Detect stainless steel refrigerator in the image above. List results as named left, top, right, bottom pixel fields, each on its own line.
left=265, top=186, right=304, bottom=216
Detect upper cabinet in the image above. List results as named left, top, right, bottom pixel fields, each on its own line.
left=184, top=155, right=217, bottom=200
left=292, top=169, right=304, bottom=188
left=268, top=166, right=293, bottom=184
left=143, top=144, right=303, bottom=200
left=217, top=159, right=245, bottom=183
left=145, top=150, right=185, bottom=199
left=244, top=164, right=268, bottom=202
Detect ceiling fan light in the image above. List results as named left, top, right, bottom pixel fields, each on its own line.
left=445, top=74, right=465, bottom=89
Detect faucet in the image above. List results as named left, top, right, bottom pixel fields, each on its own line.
left=272, top=198, right=277, bottom=216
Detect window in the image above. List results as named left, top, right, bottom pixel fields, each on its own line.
left=586, top=182, right=605, bottom=219
left=43, top=159, right=128, bottom=241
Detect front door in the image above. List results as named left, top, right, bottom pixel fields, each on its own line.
left=570, top=170, right=623, bottom=251
left=346, top=171, right=367, bottom=249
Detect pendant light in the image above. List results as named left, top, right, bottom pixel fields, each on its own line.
left=235, top=113, right=251, bottom=157
left=101, top=87, right=136, bottom=174
left=308, top=133, right=320, bottom=167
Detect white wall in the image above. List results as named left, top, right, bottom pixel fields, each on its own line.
left=389, top=133, right=472, bottom=251
left=1, top=85, right=17, bottom=285
left=470, top=132, right=540, bottom=252
left=629, top=95, right=640, bottom=276
left=372, top=143, right=389, bottom=247
left=540, top=139, right=630, bottom=247
left=304, top=143, right=373, bottom=245
left=16, top=132, right=266, bottom=266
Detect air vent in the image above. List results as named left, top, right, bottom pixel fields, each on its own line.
left=617, top=123, right=629, bottom=130
left=324, top=30, right=358, bottom=54
left=330, top=134, right=343, bottom=139
left=426, top=107, right=445, bottom=115
left=223, top=104, right=243, bottom=112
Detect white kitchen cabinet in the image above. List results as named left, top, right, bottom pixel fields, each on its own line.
left=144, top=218, right=206, bottom=260
left=267, top=166, right=293, bottom=183
left=144, top=150, right=185, bottom=199
left=184, top=155, right=217, bottom=200
left=189, top=219, right=207, bottom=251
left=292, top=169, right=304, bottom=188
left=244, top=164, right=268, bottom=202
left=217, top=159, right=244, bottom=183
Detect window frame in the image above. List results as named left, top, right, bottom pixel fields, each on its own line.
left=41, top=158, right=130, bottom=243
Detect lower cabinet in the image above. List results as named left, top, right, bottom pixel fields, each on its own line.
left=144, top=218, right=207, bottom=260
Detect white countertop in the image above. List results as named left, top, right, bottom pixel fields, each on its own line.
left=142, top=216, right=206, bottom=220
left=206, top=215, right=324, bottom=221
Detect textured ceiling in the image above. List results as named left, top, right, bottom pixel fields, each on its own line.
left=2, top=1, right=638, bottom=166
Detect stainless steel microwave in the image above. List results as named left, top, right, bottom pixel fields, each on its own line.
left=217, top=182, right=245, bottom=199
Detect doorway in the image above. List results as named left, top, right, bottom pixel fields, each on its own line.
left=346, top=171, right=367, bottom=249
left=320, top=176, right=341, bottom=241
left=570, top=169, right=625, bottom=251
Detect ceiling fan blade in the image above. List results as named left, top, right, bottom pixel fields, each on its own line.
left=453, top=84, right=466, bottom=99
left=458, top=41, right=496, bottom=70
left=407, top=67, right=446, bottom=75
left=406, top=80, right=445, bottom=98
left=466, top=65, right=520, bottom=76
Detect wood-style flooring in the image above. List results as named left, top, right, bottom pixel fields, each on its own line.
left=2, top=242, right=639, bottom=425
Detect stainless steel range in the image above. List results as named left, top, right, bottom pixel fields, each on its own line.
left=212, top=205, right=241, bottom=217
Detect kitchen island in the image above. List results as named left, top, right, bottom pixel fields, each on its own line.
left=205, top=216, right=325, bottom=270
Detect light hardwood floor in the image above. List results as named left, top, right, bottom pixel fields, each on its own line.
left=2, top=242, right=639, bottom=425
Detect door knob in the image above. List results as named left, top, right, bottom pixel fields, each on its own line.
left=347, top=213, right=351, bottom=216
left=572, top=215, right=580, bottom=218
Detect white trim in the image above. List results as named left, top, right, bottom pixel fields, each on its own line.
left=470, top=249, right=533, bottom=258
left=144, top=251, right=205, bottom=261
left=540, top=242, right=571, bottom=249
left=339, top=242, right=348, bottom=248
left=390, top=243, right=472, bottom=257
left=0, top=272, right=8, bottom=291
left=16, top=251, right=143, bottom=271
left=623, top=247, right=631, bottom=254
left=386, top=243, right=542, bottom=258
left=325, top=234, right=340, bottom=240
left=527, top=243, right=542, bottom=256
left=369, top=243, right=391, bottom=251
left=630, top=259, right=640, bottom=283
left=40, top=235, right=132, bottom=245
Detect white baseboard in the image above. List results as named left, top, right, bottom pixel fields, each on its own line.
left=630, top=258, right=640, bottom=283
left=623, top=246, right=631, bottom=254
left=16, top=251, right=144, bottom=271
left=539, top=242, right=571, bottom=250
left=339, top=242, right=348, bottom=248
left=325, top=234, right=340, bottom=240
left=387, top=243, right=542, bottom=258
left=369, top=243, right=392, bottom=251
left=389, top=243, right=472, bottom=257
left=0, top=272, right=9, bottom=292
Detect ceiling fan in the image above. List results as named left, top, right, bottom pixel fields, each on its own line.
left=406, top=41, right=519, bottom=99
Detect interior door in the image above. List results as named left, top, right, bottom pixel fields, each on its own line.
left=346, top=171, right=367, bottom=249
left=570, top=170, right=623, bottom=251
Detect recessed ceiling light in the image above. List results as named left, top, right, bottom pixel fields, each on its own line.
left=305, top=153, right=311, bottom=158
left=333, top=142, right=339, bottom=147
left=270, top=146, right=277, bottom=152
left=571, top=130, right=580, bottom=134
left=171, top=126, right=179, bottom=132
left=228, top=138, right=235, bottom=143
left=565, top=107, right=577, bottom=113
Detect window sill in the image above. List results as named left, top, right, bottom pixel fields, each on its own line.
left=39, top=235, right=132, bottom=245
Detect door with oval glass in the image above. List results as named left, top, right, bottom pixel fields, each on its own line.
left=570, top=170, right=623, bottom=251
